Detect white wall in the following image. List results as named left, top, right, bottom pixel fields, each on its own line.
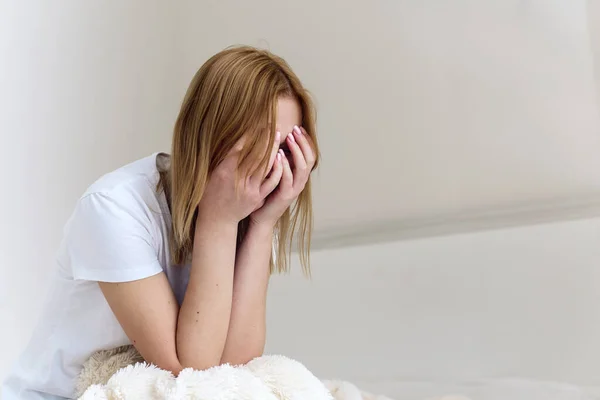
left=266, top=217, right=600, bottom=395
left=0, top=1, right=179, bottom=379
left=2, top=0, right=600, bottom=395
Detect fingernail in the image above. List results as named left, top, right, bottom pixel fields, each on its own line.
left=276, top=131, right=281, bottom=141
left=288, top=132, right=296, bottom=143
left=278, top=149, right=284, bottom=156
left=276, top=152, right=282, bottom=161
left=293, top=126, right=302, bottom=135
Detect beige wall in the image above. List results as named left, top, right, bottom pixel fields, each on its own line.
left=176, top=0, right=600, bottom=236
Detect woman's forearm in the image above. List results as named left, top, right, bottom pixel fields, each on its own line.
left=220, top=221, right=273, bottom=365
left=176, top=213, right=238, bottom=370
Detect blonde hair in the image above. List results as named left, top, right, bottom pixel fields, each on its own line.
left=159, top=46, right=319, bottom=275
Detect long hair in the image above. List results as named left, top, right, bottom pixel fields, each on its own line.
left=158, top=46, right=319, bottom=275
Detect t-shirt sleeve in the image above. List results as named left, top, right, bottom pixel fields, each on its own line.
left=65, top=192, right=164, bottom=282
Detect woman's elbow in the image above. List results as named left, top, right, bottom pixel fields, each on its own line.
left=179, top=353, right=223, bottom=372
left=141, top=352, right=184, bottom=376
left=167, top=362, right=184, bottom=377
left=221, top=347, right=263, bottom=366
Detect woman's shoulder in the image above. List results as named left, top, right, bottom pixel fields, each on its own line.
left=58, top=154, right=169, bottom=282
left=66, top=153, right=170, bottom=238
left=83, top=153, right=162, bottom=199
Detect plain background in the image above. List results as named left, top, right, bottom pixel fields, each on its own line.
left=2, top=0, right=600, bottom=396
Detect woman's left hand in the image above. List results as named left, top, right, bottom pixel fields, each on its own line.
left=250, top=125, right=316, bottom=228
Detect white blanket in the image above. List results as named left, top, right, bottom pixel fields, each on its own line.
left=75, top=346, right=468, bottom=400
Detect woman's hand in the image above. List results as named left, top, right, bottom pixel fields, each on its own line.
left=250, top=126, right=316, bottom=228
left=199, top=132, right=284, bottom=225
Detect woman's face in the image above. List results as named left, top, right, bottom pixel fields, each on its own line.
left=235, top=97, right=301, bottom=175
left=275, top=97, right=301, bottom=169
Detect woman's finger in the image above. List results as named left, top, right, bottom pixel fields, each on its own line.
left=263, top=131, right=282, bottom=178
left=285, top=131, right=307, bottom=178
left=260, top=150, right=283, bottom=198
left=294, top=126, right=316, bottom=168
left=249, top=130, right=281, bottom=188
left=280, top=150, right=294, bottom=194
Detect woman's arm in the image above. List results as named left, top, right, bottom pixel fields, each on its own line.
left=99, top=274, right=184, bottom=374
left=100, top=138, right=283, bottom=373
left=220, top=221, right=273, bottom=365
left=176, top=214, right=238, bottom=369
left=220, top=127, right=316, bottom=365
left=99, top=215, right=238, bottom=373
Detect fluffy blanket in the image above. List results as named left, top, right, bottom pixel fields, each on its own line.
left=75, top=345, right=467, bottom=400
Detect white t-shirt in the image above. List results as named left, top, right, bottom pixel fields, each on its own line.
left=1, top=153, right=189, bottom=399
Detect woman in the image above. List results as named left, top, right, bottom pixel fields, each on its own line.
left=2, top=46, right=320, bottom=399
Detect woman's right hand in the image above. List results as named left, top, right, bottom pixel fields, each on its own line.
left=198, top=132, right=284, bottom=225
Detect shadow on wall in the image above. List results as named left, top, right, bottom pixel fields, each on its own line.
left=267, top=217, right=600, bottom=387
